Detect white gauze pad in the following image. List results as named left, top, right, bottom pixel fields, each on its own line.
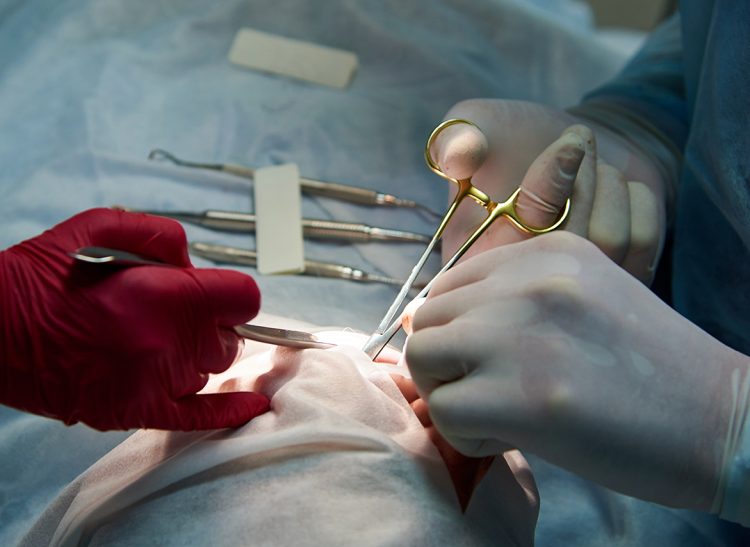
left=254, top=164, right=304, bottom=275
left=228, top=28, right=358, bottom=89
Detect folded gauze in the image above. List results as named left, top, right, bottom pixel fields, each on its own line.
left=21, top=316, right=538, bottom=547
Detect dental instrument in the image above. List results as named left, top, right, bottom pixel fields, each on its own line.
left=233, top=323, right=335, bottom=349
left=361, top=119, right=571, bottom=358
left=189, top=241, right=414, bottom=287
left=69, top=247, right=169, bottom=267
left=113, top=206, right=430, bottom=244
left=148, top=149, right=441, bottom=217
left=69, top=246, right=336, bottom=349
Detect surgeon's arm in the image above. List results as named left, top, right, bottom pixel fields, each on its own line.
left=567, top=12, right=687, bottom=220
left=0, top=208, right=269, bottom=431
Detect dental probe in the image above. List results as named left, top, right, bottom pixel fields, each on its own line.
left=114, top=206, right=430, bottom=244
left=189, top=242, right=409, bottom=286
left=148, top=149, right=441, bottom=217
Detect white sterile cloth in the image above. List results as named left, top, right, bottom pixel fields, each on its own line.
left=20, top=321, right=537, bottom=547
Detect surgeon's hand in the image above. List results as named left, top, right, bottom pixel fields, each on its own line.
left=430, top=99, right=675, bottom=284
left=0, top=208, right=269, bottom=431
left=405, top=231, right=749, bottom=511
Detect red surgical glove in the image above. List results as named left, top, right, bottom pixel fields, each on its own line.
left=0, top=208, right=269, bottom=431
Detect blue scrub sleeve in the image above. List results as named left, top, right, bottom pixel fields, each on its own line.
left=572, top=8, right=750, bottom=527
left=576, top=13, right=689, bottom=150
left=566, top=13, right=687, bottom=213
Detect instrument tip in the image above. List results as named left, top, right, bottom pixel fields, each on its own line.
left=147, top=149, right=171, bottom=161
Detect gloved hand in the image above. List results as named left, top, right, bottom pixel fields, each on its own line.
left=405, top=231, right=750, bottom=511
left=430, top=99, right=678, bottom=284
left=0, top=208, right=269, bottom=431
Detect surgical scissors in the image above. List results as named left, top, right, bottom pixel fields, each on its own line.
left=361, top=118, right=571, bottom=358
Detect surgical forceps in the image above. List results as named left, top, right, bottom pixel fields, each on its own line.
left=361, top=119, right=571, bottom=358
left=69, top=246, right=336, bottom=349
left=148, top=149, right=441, bottom=218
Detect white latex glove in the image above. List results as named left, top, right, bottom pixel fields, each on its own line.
left=405, top=231, right=750, bottom=512
left=430, top=99, right=677, bottom=284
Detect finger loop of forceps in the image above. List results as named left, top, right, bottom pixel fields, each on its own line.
left=361, top=119, right=571, bottom=359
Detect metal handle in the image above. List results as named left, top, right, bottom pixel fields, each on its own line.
left=189, top=242, right=354, bottom=278
left=198, top=212, right=372, bottom=241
